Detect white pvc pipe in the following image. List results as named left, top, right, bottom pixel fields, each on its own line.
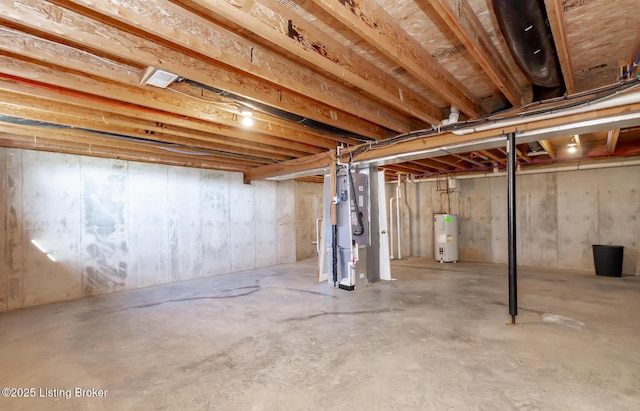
left=452, top=88, right=640, bottom=136
left=389, top=197, right=395, bottom=259
left=409, top=159, right=640, bottom=183
left=449, top=106, right=460, bottom=124
left=314, top=217, right=322, bottom=255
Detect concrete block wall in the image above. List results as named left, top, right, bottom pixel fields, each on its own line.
left=387, top=165, right=640, bottom=274
left=0, top=148, right=302, bottom=311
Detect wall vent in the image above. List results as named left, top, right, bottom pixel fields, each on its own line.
left=141, top=67, right=179, bottom=88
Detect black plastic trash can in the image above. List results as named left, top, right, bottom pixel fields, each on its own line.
left=592, top=245, right=624, bottom=277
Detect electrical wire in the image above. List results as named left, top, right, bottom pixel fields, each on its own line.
left=181, top=78, right=373, bottom=141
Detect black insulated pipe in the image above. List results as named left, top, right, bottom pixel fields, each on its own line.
left=491, top=0, right=565, bottom=100
left=180, top=79, right=368, bottom=139
left=507, top=132, right=518, bottom=324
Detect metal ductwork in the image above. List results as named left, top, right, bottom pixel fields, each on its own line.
left=492, top=0, right=565, bottom=100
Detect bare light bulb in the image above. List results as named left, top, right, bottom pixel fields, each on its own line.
left=241, top=116, right=254, bottom=127
left=568, top=146, right=577, bottom=154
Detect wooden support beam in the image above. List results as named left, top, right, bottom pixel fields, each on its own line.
left=182, top=0, right=441, bottom=125
left=295, top=176, right=324, bottom=184
left=0, top=89, right=305, bottom=162
left=515, top=147, right=531, bottom=163
left=544, top=0, right=576, bottom=93
left=381, top=168, right=404, bottom=182
left=429, top=0, right=526, bottom=106
left=0, top=73, right=326, bottom=159
left=409, top=159, right=452, bottom=172
left=574, top=134, right=583, bottom=156
left=0, top=126, right=256, bottom=170
left=384, top=163, right=426, bottom=175
left=499, top=146, right=530, bottom=163
left=0, top=134, right=250, bottom=171
left=0, top=1, right=386, bottom=139
left=0, top=25, right=144, bottom=82
left=0, top=125, right=269, bottom=168
left=480, top=150, right=505, bottom=164
left=606, top=129, right=620, bottom=154
left=45, top=0, right=412, bottom=133
left=430, top=156, right=464, bottom=169
left=309, top=0, right=480, bottom=118
left=348, top=100, right=640, bottom=165
left=170, top=82, right=343, bottom=150
left=0, top=55, right=338, bottom=152
left=451, top=153, right=486, bottom=168
left=537, top=139, right=557, bottom=159
left=0, top=24, right=362, bottom=146
left=243, top=151, right=332, bottom=181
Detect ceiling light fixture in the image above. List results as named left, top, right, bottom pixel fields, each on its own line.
left=240, top=107, right=254, bottom=127
left=567, top=135, right=578, bottom=154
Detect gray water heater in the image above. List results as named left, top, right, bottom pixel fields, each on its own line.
left=434, top=214, right=459, bottom=263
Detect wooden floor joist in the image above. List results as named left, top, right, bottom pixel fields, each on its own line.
left=0, top=0, right=387, bottom=139
left=538, top=140, right=557, bottom=159
left=0, top=93, right=308, bottom=162
left=47, top=0, right=414, bottom=133
left=0, top=0, right=635, bottom=178
left=429, top=0, right=526, bottom=106
left=0, top=74, right=324, bottom=157
left=245, top=99, right=640, bottom=180
left=0, top=55, right=341, bottom=152
left=182, top=0, right=441, bottom=125
left=409, top=159, right=452, bottom=172
left=309, top=0, right=480, bottom=118
left=606, top=129, right=620, bottom=153
left=451, top=153, right=486, bottom=168
left=0, top=128, right=259, bottom=170
left=479, top=150, right=505, bottom=164
left=243, top=151, right=333, bottom=182
left=0, top=30, right=357, bottom=149
left=544, top=0, right=575, bottom=94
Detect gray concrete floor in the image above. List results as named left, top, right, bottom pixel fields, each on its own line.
left=0, top=258, right=639, bottom=410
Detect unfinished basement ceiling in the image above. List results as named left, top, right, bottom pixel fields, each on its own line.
left=0, top=0, right=639, bottom=181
